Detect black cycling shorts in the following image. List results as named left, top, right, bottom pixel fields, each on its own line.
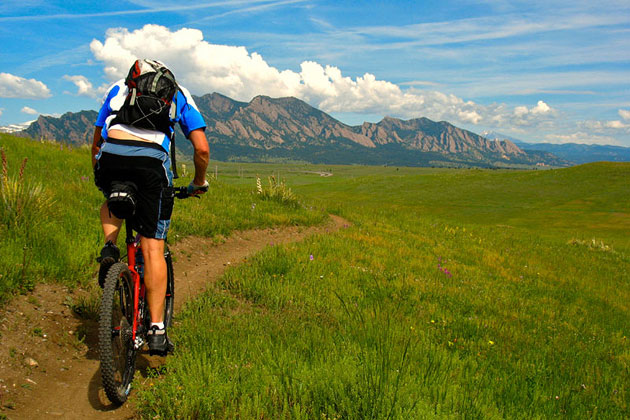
left=94, top=152, right=173, bottom=239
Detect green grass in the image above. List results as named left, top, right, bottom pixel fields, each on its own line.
left=3, top=133, right=629, bottom=418
left=0, top=134, right=324, bottom=302
left=137, top=160, right=630, bottom=418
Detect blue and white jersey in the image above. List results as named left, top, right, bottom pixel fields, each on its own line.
left=95, top=80, right=206, bottom=154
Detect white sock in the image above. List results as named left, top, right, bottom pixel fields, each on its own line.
left=151, top=322, right=165, bottom=330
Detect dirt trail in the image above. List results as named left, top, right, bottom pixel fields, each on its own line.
left=0, top=215, right=348, bottom=420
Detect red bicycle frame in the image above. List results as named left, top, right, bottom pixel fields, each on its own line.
left=126, top=233, right=146, bottom=348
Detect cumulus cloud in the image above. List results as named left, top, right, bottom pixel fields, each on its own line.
left=21, top=106, right=38, bottom=115
left=63, top=75, right=109, bottom=98
left=619, top=109, right=630, bottom=120
left=511, top=100, right=556, bottom=127
left=64, top=75, right=93, bottom=96
left=0, top=73, right=51, bottom=98
left=531, top=100, right=551, bottom=114
left=89, top=24, right=559, bottom=130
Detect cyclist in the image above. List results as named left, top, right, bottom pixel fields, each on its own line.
left=91, top=59, right=209, bottom=354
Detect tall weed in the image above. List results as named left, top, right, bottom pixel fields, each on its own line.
left=0, top=148, right=57, bottom=295
left=256, top=175, right=300, bottom=208
left=0, top=149, right=55, bottom=231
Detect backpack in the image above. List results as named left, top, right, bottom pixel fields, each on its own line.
left=111, top=59, right=181, bottom=178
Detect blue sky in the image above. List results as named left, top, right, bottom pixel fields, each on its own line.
left=1, top=0, right=629, bottom=145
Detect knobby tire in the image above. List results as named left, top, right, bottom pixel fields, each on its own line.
left=99, top=262, right=137, bottom=405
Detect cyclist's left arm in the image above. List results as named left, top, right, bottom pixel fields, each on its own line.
left=176, top=87, right=209, bottom=192
left=188, top=129, right=209, bottom=194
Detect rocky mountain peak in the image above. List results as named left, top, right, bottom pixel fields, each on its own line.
left=12, top=92, right=567, bottom=167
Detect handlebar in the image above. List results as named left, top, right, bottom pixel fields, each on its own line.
left=173, top=185, right=208, bottom=199
left=173, top=186, right=195, bottom=199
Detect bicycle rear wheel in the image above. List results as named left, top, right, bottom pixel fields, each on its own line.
left=99, top=262, right=137, bottom=405
left=164, top=246, right=175, bottom=328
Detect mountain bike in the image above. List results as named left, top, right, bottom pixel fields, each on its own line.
left=98, top=186, right=193, bottom=405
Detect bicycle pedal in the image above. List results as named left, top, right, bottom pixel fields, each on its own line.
left=134, top=336, right=145, bottom=350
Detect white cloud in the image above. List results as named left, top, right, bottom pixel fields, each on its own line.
left=89, top=24, right=560, bottom=131
left=545, top=131, right=621, bottom=146
left=64, top=75, right=93, bottom=96
left=581, top=119, right=630, bottom=131
left=605, top=120, right=627, bottom=129
left=510, top=100, right=556, bottom=127
left=399, top=80, right=442, bottom=87
left=350, top=12, right=630, bottom=48
left=531, top=100, right=551, bottom=114
left=21, top=106, right=38, bottom=115
left=0, top=73, right=51, bottom=98
left=619, top=109, right=630, bottom=120
left=513, top=100, right=554, bottom=117
left=63, top=75, right=110, bottom=99
left=0, top=0, right=299, bottom=22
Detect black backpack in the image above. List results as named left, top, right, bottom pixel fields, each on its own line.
left=111, top=59, right=181, bottom=177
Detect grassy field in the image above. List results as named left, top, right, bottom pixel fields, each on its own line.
left=134, top=161, right=630, bottom=418
left=0, top=134, right=324, bottom=301
left=2, top=134, right=629, bottom=418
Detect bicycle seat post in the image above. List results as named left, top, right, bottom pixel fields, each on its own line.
left=125, top=220, right=135, bottom=245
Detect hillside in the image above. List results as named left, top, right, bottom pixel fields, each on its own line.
left=21, top=110, right=98, bottom=146
left=14, top=93, right=567, bottom=168
left=519, top=142, right=630, bottom=164
left=482, top=130, right=630, bottom=164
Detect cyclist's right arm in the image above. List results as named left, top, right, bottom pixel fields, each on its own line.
left=92, top=81, right=121, bottom=168
left=92, top=126, right=103, bottom=169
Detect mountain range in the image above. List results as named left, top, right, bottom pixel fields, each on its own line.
left=482, top=131, right=630, bottom=165
left=14, top=93, right=568, bottom=168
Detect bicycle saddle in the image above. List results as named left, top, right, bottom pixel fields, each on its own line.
left=107, top=181, right=138, bottom=219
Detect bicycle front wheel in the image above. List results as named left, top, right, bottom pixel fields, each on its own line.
left=99, top=262, right=137, bottom=405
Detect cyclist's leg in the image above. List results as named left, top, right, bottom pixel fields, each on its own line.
left=129, top=151, right=173, bottom=353
left=97, top=201, right=122, bottom=287
left=96, top=159, right=123, bottom=286
left=132, top=154, right=173, bottom=324
left=100, top=201, right=123, bottom=243
left=141, top=236, right=167, bottom=324
left=95, top=151, right=124, bottom=243
left=142, top=235, right=173, bottom=354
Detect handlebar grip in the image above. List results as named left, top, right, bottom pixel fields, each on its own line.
left=174, top=187, right=191, bottom=199
left=187, top=180, right=209, bottom=196
left=173, top=184, right=207, bottom=199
